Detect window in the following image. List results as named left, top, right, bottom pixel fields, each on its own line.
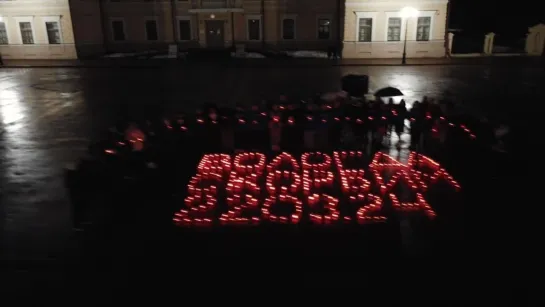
left=0, top=22, right=8, bottom=45
left=417, top=17, right=431, bottom=41
left=358, top=18, right=372, bottom=42
left=19, top=22, right=34, bottom=44
left=387, top=17, right=401, bottom=41
left=145, top=20, right=158, bottom=41
left=179, top=20, right=191, bottom=40
left=112, top=20, right=125, bottom=41
left=248, top=19, right=260, bottom=40
left=282, top=18, right=295, bottom=40
left=45, top=21, right=61, bottom=44
left=318, top=18, right=330, bottom=39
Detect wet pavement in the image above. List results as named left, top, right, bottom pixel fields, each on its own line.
left=0, top=64, right=542, bottom=293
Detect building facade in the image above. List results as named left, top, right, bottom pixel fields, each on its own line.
left=0, top=0, right=77, bottom=59
left=69, top=0, right=343, bottom=57
left=0, top=0, right=449, bottom=59
left=342, top=0, right=448, bottom=58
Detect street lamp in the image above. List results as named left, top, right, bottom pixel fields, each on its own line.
left=400, top=7, right=418, bottom=65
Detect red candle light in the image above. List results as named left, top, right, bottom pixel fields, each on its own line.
left=173, top=174, right=218, bottom=227
left=356, top=193, right=387, bottom=224
left=390, top=192, right=436, bottom=219
left=263, top=153, right=302, bottom=224
left=233, top=152, right=266, bottom=176
left=267, top=152, right=300, bottom=173
left=262, top=194, right=302, bottom=224
left=333, top=151, right=371, bottom=222
left=173, top=151, right=460, bottom=227
left=409, top=153, right=461, bottom=191
left=221, top=172, right=261, bottom=226
left=197, top=154, right=231, bottom=181
left=307, top=193, right=340, bottom=225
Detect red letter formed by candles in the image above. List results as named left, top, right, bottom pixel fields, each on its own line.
left=173, top=154, right=231, bottom=227
left=370, top=152, right=437, bottom=219
left=302, top=152, right=339, bottom=225
left=334, top=151, right=385, bottom=224
left=220, top=152, right=266, bottom=225
left=263, top=152, right=303, bottom=224
left=407, top=153, right=461, bottom=192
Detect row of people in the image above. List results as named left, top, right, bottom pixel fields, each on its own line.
left=102, top=95, right=476, bottom=160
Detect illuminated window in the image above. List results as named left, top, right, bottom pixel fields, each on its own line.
left=19, top=22, right=34, bottom=44
left=358, top=18, right=372, bottom=42
left=0, top=22, right=8, bottom=45
left=387, top=17, right=401, bottom=41
left=282, top=18, right=295, bottom=40
left=46, top=21, right=61, bottom=44
left=318, top=18, right=330, bottom=39
left=417, top=17, right=431, bottom=41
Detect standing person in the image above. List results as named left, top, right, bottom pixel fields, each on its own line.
left=219, top=107, right=235, bottom=152
left=327, top=97, right=343, bottom=149
left=269, top=114, right=282, bottom=151
left=409, top=101, right=423, bottom=150
left=269, top=104, right=283, bottom=151
left=375, top=100, right=388, bottom=149
left=394, top=100, right=407, bottom=144
left=386, top=98, right=395, bottom=135
left=303, top=102, right=318, bottom=150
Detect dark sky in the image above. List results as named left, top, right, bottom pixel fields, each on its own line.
left=449, top=0, right=544, bottom=37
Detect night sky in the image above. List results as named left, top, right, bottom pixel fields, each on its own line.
left=449, top=0, right=544, bottom=37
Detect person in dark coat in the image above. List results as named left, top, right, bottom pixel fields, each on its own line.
left=409, top=101, right=423, bottom=150
left=394, top=99, right=407, bottom=144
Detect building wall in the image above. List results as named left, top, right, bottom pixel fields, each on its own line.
left=69, top=0, right=342, bottom=56
left=68, top=0, right=105, bottom=57
left=0, top=0, right=77, bottom=59
left=525, top=24, right=545, bottom=56
left=342, top=0, right=448, bottom=58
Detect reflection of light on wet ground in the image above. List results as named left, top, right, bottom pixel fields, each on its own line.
left=0, top=65, right=539, bottom=267
left=0, top=89, right=25, bottom=126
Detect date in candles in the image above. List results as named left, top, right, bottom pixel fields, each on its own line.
left=173, top=151, right=460, bottom=227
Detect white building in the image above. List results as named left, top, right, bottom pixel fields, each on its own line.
left=0, top=0, right=77, bottom=59
left=0, top=0, right=451, bottom=60
left=526, top=23, right=545, bottom=56
left=342, top=0, right=449, bottom=58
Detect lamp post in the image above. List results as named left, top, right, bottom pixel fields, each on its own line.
left=400, top=7, right=418, bottom=65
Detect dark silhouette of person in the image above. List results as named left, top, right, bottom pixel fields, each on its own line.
left=409, top=101, right=423, bottom=150
left=394, top=100, right=407, bottom=143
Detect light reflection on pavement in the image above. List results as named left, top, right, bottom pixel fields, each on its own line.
left=0, top=65, right=542, bottom=263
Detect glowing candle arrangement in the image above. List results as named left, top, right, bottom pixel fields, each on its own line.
left=301, top=152, right=338, bottom=225
left=333, top=151, right=382, bottom=223
left=263, top=153, right=303, bottom=224
left=389, top=192, right=436, bottom=219
left=173, top=151, right=461, bottom=227
left=175, top=111, right=477, bottom=139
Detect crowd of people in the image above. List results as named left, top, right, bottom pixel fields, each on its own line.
left=110, top=93, right=482, bottom=159
left=68, top=92, right=511, bottom=230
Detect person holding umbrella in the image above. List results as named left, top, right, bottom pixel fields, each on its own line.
left=373, top=87, right=404, bottom=148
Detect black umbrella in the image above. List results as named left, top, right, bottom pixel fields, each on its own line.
left=374, top=87, right=404, bottom=97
